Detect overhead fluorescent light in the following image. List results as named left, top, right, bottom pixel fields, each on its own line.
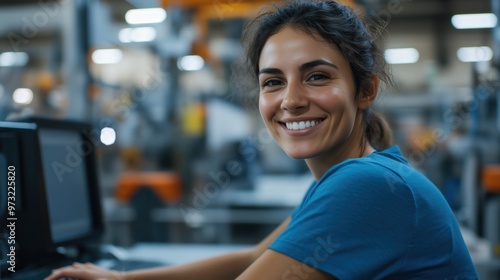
left=0, top=52, right=29, bottom=67
left=125, top=8, right=167, bottom=25
left=457, top=46, right=493, bottom=62
left=12, top=88, right=34, bottom=105
left=119, top=27, right=157, bottom=43
left=177, top=55, right=205, bottom=71
left=451, top=13, right=497, bottom=29
left=91, top=49, right=123, bottom=64
left=384, top=48, right=419, bottom=64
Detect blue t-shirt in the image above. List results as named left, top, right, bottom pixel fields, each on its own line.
left=269, top=146, right=478, bottom=280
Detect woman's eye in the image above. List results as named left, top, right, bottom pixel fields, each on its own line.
left=262, top=79, right=282, bottom=87
left=308, top=73, right=329, bottom=81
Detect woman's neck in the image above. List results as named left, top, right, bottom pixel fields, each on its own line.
left=305, top=141, right=375, bottom=181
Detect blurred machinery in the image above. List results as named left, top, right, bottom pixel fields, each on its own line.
left=1, top=1, right=500, bottom=278
left=457, top=2, right=500, bottom=274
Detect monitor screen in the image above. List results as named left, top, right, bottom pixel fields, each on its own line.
left=38, top=128, right=94, bottom=243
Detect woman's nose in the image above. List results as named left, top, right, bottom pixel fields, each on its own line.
left=280, top=82, right=308, bottom=112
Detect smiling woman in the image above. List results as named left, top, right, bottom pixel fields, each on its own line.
left=45, top=1, right=478, bottom=280
left=257, top=28, right=371, bottom=178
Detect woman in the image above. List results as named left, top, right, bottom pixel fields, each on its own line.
left=46, top=1, right=478, bottom=279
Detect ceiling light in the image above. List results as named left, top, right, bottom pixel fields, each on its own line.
left=177, top=55, right=205, bottom=71
left=100, top=127, right=116, bottom=146
left=451, top=13, right=497, bottom=29
left=125, top=8, right=167, bottom=25
left=0, top=52, right=29, bottom=67
left=13, top=88, right=34, bottom=105
left=384, top=48, right=419, bottom=64
left=119, top=27, right=157, bottom=43
left=457, top=46, right=493, bottom=62
left=91, top=49, right=123, bottom=64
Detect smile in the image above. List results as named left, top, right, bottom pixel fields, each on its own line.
left=283, top=119, right=324, bottom=131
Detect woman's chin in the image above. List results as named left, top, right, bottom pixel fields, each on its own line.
left=283, top=148, right=316, bottom=160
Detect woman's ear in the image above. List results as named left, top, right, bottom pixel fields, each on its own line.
left=358, top=75, right=379, bottom=110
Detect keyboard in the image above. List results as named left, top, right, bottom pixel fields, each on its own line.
left=4, top=259, right=167, bottom=279
left=98, top=258, right=167, bottom=271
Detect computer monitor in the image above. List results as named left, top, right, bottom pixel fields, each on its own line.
left=25, top=117, right=104, bottom=249
left=0, top=121, right=52, bottom=275
left=1, top=117, right=106, bottom=278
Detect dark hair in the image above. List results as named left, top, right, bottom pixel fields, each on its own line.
left=240, top=0, right=393, bottom=150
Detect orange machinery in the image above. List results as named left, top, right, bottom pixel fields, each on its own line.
left=115, top=171, right=183, bottom=204
left=482, top=165, right=500, bottom=193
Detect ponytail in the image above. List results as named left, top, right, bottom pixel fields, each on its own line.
left=364, top=110, right=392, bottom=150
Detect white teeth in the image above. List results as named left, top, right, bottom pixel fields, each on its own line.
left=285, top=120, right=322, bottom=131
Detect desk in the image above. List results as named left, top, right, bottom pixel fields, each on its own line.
left=460, top=226, right=500, bottom=280
left=124, top=243, right=251, bottom=265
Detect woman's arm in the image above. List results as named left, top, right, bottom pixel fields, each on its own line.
left=236, top=250, right=335, bottom=280
left=46, top=217, right=291, bottom=280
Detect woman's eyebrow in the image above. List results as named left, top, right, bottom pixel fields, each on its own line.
left=258, top=60, right=337, bottom=76
left=299, top=59, right=338, bottom=72
left=258, top=68, right=283, bottom=76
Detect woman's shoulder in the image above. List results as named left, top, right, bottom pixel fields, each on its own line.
left=315, top=145, right=435, bottom=199
left=318, top=145, right=441, bottom=201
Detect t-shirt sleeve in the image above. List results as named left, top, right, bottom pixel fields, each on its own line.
left=269, top=162, right=416, bottom=279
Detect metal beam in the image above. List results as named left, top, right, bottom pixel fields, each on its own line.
left=61, top=0, right=90, bottom=120
left=161, top=0, right=355, bottom=9
left=493, top=0, right=500, bottom=68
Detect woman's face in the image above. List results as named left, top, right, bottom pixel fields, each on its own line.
left=258, top=27, right=363, bottom=160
